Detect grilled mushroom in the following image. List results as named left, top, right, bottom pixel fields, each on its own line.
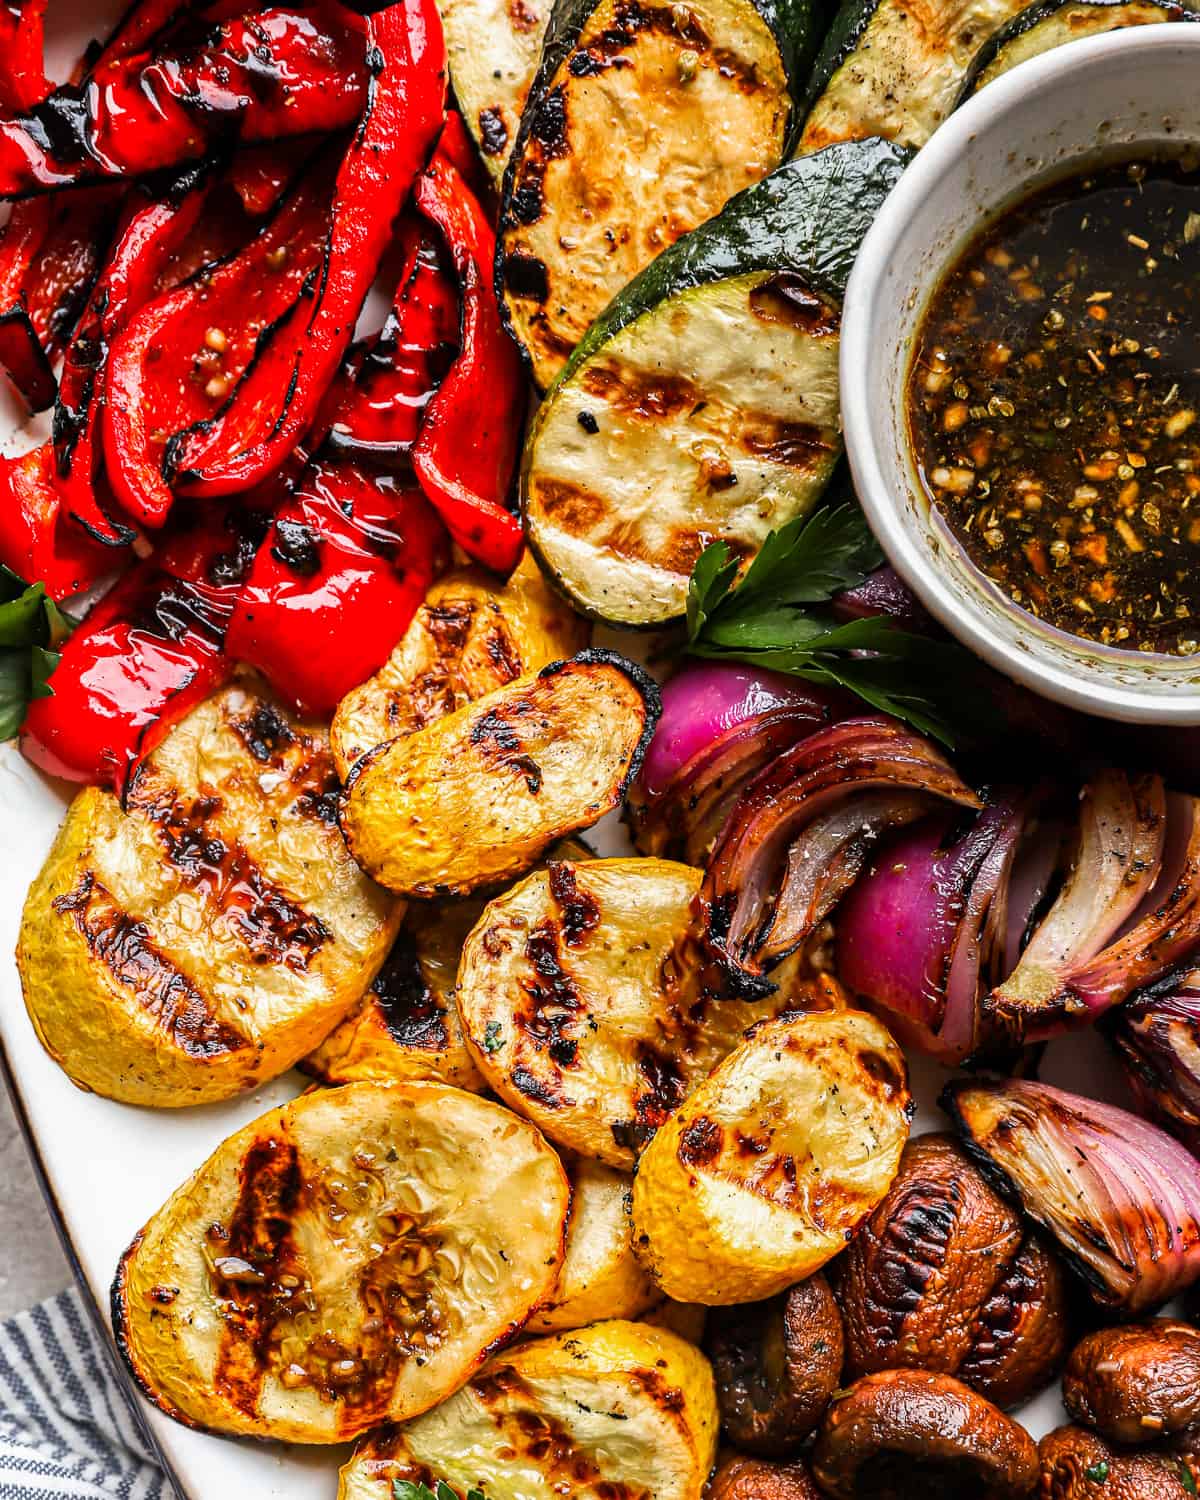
left=1063, top=1321, right=1200, bottom=1446
left=707, top=1274, right=844, bottom=1455
left=834, top=1133, right=1068, bottom=1407
left=1039, top=1425, right=1199, bottom=1498
left=707, top=1454, right=822, bottom=1500
left=810, top=1370, right=1039, bottom=1499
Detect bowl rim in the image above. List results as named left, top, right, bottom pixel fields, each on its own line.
left=840, top=21, right=1200, bottom=725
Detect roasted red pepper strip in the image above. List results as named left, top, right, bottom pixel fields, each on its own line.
left=0, top=8, right=367, bottom=198
left=225, top=461, right=445, bottom=713
left=104, top=152, right=337, bottom=528
left=0, top=444, right=122, bottom=599
left=19, top=513, right=262, bottom=792
left=0, top=186, right=120, bottom=411
left=410, top=148, right=525, bottom=572
left=170, top=0, right=448, bottom=496
left=0, top=0, right=50, bottom=114
left=323, top=214, right=459, bottom=463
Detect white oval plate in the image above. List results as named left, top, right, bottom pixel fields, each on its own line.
left=0, top=4, right=1161, bottom=1496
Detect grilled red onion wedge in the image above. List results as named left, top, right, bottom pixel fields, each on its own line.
left=979, top=771, right=1165, bottom=1047
left=943, top=1077, right=1200, bottom=1313
left=1107, top=969, right=1200, bottom=1157
left=700, top=717, right=980, bottom=995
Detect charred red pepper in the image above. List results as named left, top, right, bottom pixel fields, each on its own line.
left=104, top=151, right=337, bottom=528
left=19, top=512, right=263, bottom=792
left=0, top=8, right=367, bottom=198
left=0, top=444, right=125, bottom=600
left=0, top=187, right=120, bottom=411
left=409, top=147, right=525, bottom=572
left=225, top=461, right=445, bottom=714
left=168, top=0, right=448, bottom=496
left=0, top=0, right=50, bottom=116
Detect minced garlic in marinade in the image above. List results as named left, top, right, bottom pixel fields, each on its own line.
left=908, top=155, right=1200, bottom=655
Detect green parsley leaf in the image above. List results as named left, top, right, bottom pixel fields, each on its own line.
left=0, top=575, right=73, bottom=742
left=392, top=1482, right=485, bottom=1500
left=483, top=1021, right=504, bottom=1054
left=1180, top=1461, right=1198, bottom=1496
left=682, top=503, right=1001, bottom=749
left=1083, top=1460, right=1109, bottom=1484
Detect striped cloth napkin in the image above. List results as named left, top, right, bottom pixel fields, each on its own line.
left=0, top=1287, right=170, bottom=1499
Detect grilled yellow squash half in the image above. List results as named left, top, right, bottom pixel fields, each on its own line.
left=339, top=651, right=659, bottom=899
left=301, top=898, right=488, bottom=1093
left=457, top=857, right=840, bottom=1167
left=337, top=1320, right=719, bottom=1499
left=18, top=681, right=400, bottom=1108
left=435, top=0, right=551, bottom=181
left=631, top=1010, right=911, bottom=1304
left=113, top=1081, right=570, bottom=1442
left=531, top=1158, right=657, bottom=1333
left=330, top=554, right=588, bottom=780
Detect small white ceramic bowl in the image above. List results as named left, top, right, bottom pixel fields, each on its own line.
left=841, top=24, right=1200, bottom=724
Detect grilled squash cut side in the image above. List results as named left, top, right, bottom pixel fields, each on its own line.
left=798, top=0, right=1029, bottom=151
left=497, top=0, right=816, bottom=388
left=522, top=139, right=910, bottom=625
left=18, top=681, right=400, bottom=1108
left=531, top=1158, right=658, bottom=1333
left=337, top=1320, right=719, bottom=1499
left=330, top=554, right=588, bottom=780
left=436, top=0, right=552, bottom=181
left=957, top=0, right=1196, bottom=100
left=456, top=856, right=835, bottom=1167
left=631, top=1010, right=911, bottom=1304
left=339, top=650, right=659, bottom=899
left=113, top=1081, right=571, bottom=1442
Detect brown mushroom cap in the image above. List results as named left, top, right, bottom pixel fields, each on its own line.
left=1063, top=1320, right=1200, bottom=1446
left=707, top=1453, right=822, bottom=1500
left=810, top=1369, right=1039, bottom=1499
left=1039, top=1424, right=1199, bottom=1499
left=707, top=1273, right=844, bottom=1455
left=834, top=1133, right=1067, bottom=1407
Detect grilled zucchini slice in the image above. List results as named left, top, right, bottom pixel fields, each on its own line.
left=522, top=138, right=910, bottom=626
left=438, top=0, right=552, bottom=181
left=531, top=1158, right=658, bottom=1333
left=456, top=856, right=839, bottom=1167
left=331, top=553, right=588, bottom=781
left=496, top=0, right=818, bottom=389
left=337, top=1320, right=719, bottom=1500
left=957, top=0, right=1196, bottom=99
left=113, top=1082, right=570, bottom=1441
left=631, top=1009, right=910, bottom=1304
left=339, top=650, right=659, bottom=899
left=798, top=0, right=1029, bottom=151
left=18, top=681, right=400, bottom=1108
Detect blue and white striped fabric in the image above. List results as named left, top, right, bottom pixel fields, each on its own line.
left=0, top=1289, right=170, bottom=1500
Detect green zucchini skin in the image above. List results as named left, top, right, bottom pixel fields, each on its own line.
left=559, top=134, right=911, bottom=385
left=957, top=0, right=1198, bottom=101
left=800, top=0, right=883, bottom=118
left=496, top=0, right=819, bottom=387
left=522, top=137, right=911, bottom=628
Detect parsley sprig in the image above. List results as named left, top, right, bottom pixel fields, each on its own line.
left=0, top=567, right=72, bottom=741
left=685, top=504, right=987, bottom=748
left=393, top=1481, right=485, bottom=1500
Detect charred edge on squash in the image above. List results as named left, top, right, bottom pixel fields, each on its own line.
left=110, top=1231, right=207, bottom=1432
left=535, top=648, right=663, bottom=795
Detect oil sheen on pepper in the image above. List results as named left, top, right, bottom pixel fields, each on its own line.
left=908, top=155, right=1200, bottom=655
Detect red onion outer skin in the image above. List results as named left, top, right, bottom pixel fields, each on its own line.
left=1108, top=970, right=1200, bottom=1158
left=943, top=1077, right=1200, bottom=1313
left=640, top=661, right=832, bottom=797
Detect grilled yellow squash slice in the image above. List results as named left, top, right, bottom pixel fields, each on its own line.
left=337, top=1320, right=719, bottom=1499
left=113, top=1081, right=570, bottom=1442
left=435, top=0, right=552, bottom=181
left=531, top=1158, right=657, bottom=1333
left=497, top=0, right=798, bottom=389
left=339, top=651, right=658, bottom=899
left=18, top=681, right=400, bottom=1108
left=631, top=1010, right=910, bottom=1304
left=330, top=554, right=588, bottom=780
left=456, top=857, right=841, bottom=1167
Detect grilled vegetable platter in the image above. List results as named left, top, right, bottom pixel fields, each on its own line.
left=3, top=0, right=1200, bottom=1496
